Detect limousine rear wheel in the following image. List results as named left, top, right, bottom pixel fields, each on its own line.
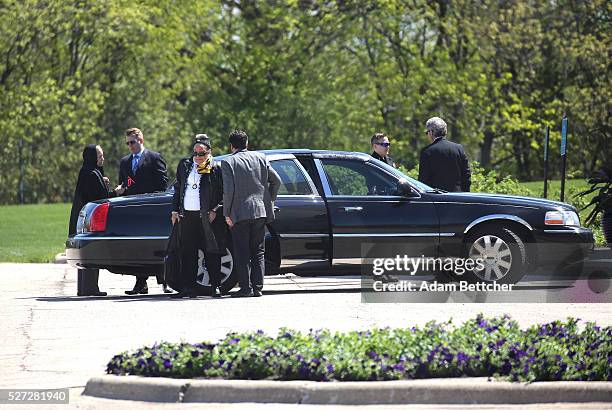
left=196, top=246, right=238, bottom=294
left=464, top=226, right=527, bottom=285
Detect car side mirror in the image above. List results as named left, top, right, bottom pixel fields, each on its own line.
left=396, top=180, right=419, bottom=198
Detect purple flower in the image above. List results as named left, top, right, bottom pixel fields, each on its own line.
left=191, top=350, right=200, bottom=358
left=478, top=319, right=488, bottom=328
left=257, top=329, right=264, bottom=334
left=457, top=352, right=469, bottom=364
left=163, top=360, right=172, bottom=369
left=496, top=339, right=506, bottom=348
left=326, top=364, right=334, bottom=373
left=369, top=351, right=379, bottom=360
left=229, top=338, right=240, bottom=345
left=393, top=364, right=405, bottom=372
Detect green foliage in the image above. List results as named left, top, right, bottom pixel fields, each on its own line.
left=107, top=315, right=611, bottom=382
left=0, top=1, right=610, bottom=204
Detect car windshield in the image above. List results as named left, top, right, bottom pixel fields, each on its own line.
left=370, top=159, right=434, bottom=192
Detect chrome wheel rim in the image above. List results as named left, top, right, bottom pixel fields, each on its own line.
left=469, top=235, right=512, bottom=281
left=196, top=248, right=233, bottom=286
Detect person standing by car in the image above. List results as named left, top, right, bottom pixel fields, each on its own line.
left=170, top=134, right=226, bottom=298
left=221, top=130, right=281, bottom=298
left=370, top=132, right=396, bottom=168
left=119, top=127, right=169, bottom=295
left=69, top=144, right=125, bottom=296
left=418, top=117, right=471, bottom=192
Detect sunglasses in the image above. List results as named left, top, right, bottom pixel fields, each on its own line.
left=375, top=142, right=391, bottom=147
left=193, top=151, right=210, bottom=157
left=126, top=140, right=139, bottom=146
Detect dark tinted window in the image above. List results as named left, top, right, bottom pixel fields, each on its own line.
left=321, top=159, right=397, bottom=196
left=270, top=159, right=313, bottom=195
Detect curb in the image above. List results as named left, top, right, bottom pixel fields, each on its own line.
left=54, top=253, right=67, bottom=264
left=83, top=375, right=612, bottom=404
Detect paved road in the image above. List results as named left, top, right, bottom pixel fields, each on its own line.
left=1, top=263, right=610, bottom=408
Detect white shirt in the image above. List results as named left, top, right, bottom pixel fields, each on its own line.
left=183, top=163, right=201, bottom=211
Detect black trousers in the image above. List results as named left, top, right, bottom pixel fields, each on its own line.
left=77, top=268, right=101, bottom=295
left=179, top=211, right=222, bottom=291
left=231, top=217, right=266, bottom=292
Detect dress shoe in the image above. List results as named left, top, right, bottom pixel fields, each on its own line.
left=230, top=289, right=254, bottom=298
left=162, top=284, right=173, bottom=294
left=78, top=291, right=107, bottom=296
left=253, top=289, right=263, bottom=297
left=170, top=290, right=195, bottom=299
left=125, top=278, right=148, bottom=295
left=212, top=287, right=222, bottom=298
left=125, top=286, right=148, bottom=295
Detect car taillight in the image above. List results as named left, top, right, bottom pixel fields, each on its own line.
left=89, top=203, right=109, bottom=232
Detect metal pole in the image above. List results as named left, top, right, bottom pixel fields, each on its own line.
left=560, top=117, right=568, bottom=202
left=18, top=139, right=24, bottom=204
left=543, top=126, right=550, bottom=199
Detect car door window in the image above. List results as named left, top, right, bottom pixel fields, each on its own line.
left=321, top=159, right=397, bottom=196
left=270, top=159, right=313, bottom=195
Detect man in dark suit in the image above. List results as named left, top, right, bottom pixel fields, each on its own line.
left=119, top=128, right=168, bottom=196
left=221, top=130, right=281, bottom=298
left=418, top=117, right=471, bottom=192
left=119, top=127, right=169, bottom=295
left=370, top=132, right=396, bottom=168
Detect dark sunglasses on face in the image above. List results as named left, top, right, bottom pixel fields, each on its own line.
left=376, top=142, right=391, bottom=147
left=193, top=151, right=210, bottom=157
left=126, top=140, right=139, bottom=146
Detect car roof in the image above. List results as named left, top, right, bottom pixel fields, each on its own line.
left=216, top=149, right=371, bottom=161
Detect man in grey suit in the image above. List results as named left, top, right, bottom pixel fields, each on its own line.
left=221, top=130, right=281, bottom=297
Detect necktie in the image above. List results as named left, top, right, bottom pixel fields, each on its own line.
left=132, top=154, right=140, bottom=174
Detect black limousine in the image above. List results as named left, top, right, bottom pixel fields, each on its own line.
left=66, top=150, right=594, bottom=290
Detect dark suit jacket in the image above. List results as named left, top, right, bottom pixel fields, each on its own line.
left=119, top=148, right=168, bottom=195
left=371, top=151, right=396, bottom=168
left=172, top=158, right=226, bottom=253
left=418, top=137, right=471, bottom=192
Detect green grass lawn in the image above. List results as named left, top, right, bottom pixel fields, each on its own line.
left=0, top=203, right=71, bottom=263
left=519, top=178, right=591, bottom=199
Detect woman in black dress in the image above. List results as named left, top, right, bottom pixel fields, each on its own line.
left=69, top=144, right=124, bottom=296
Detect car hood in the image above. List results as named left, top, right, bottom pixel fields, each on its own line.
left=432, top=192, right=577, bottom=212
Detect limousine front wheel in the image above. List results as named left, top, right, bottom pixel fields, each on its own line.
left=464, top=226, right=527, bottom=284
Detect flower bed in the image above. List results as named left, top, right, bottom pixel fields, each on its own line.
left=107, top=315, right=611, bottom=382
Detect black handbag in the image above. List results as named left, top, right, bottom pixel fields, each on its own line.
left=164, top=222, right=182, bottom=291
